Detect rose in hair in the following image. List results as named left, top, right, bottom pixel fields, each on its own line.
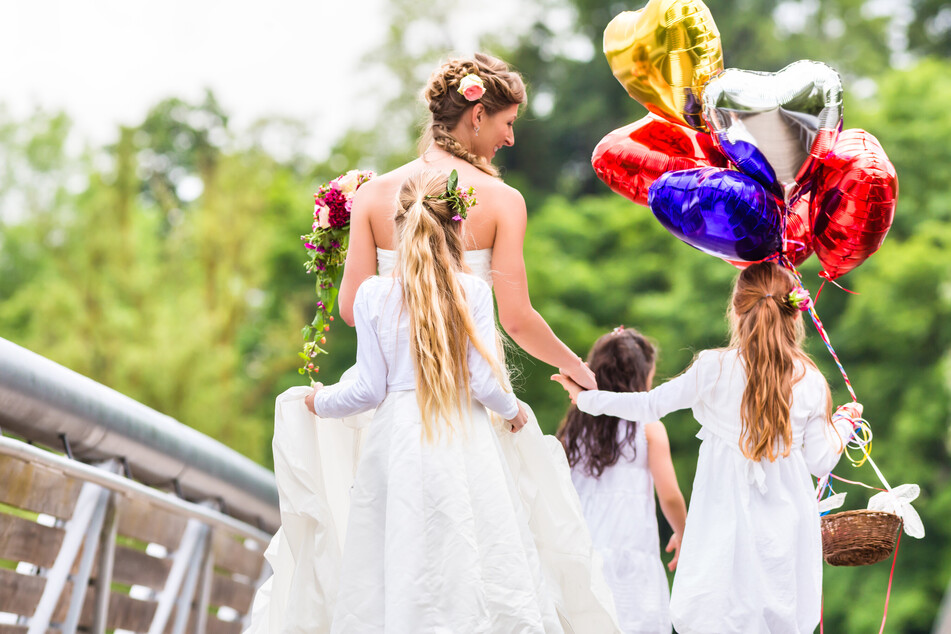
left=457, top=74, right=486, bottom=101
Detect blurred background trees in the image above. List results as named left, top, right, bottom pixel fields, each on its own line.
left=2, top=0, right=949, bottom=630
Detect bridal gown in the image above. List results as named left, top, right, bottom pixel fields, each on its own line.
left=245, top=248, right=621, bottom=633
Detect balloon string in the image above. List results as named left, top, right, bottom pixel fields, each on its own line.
left=879, top=530, right=901, bottom=634
left=829, top=473, right=885, bottom=492
left=781, top=258, right=858, bottom=402
left=820, top=274, right=860, bottom=295
left=807, top=303, right=858, bottom=402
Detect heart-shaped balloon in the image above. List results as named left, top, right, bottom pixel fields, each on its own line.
left=811, top=129, right=898, bottom=280
left=604, top=0, right=723, bottom=131
left=722, top=193, right=813, bottom=269
left=702, top=60, right=843, bottom=201
left=592, top=115, right=728, bottom=206
left=783, top=194, right=814, bottom=267
left=648, top=167, right=783, bottom=261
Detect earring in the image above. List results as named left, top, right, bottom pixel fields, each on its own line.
left=474, top=125, right=480, bottom=136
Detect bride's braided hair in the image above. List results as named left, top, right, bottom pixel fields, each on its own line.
left=419, top=53, right=526, bottom=177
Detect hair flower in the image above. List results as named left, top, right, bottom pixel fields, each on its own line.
left=457, top=74, right=486, bottom=101
left=787, top=287, right=813, bottom=312
left=427, top=169, right=478, bottom=221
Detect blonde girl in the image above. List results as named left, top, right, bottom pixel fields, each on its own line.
left=305, top=170, right=616, bottom=632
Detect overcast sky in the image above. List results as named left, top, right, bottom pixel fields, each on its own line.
left=1, top=0, right=535, bottom=159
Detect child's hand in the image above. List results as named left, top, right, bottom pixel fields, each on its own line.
left=665, top=532, right=682, bottom=572
left=834, top=401, right=864, bottom=422
left=551, top=374, right=585, bottom=404
left=305, top=382, right=324, bottom=415
left=507, top=403, right=529, bottom=433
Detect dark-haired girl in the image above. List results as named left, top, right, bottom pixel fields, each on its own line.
left=557, top=327, right=687, bottom=634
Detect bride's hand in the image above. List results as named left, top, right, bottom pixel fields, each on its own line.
left=507, top=403, right=528, bottom=433
left=551, top=374, right=585, bottom=404
left=305, top=382, right=324, bottom=415
left=561, top=357, right=597, bottom=391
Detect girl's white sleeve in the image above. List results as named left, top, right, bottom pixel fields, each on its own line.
left=312, top=284, right=387, bottom=417
left=467, top=280, right=519, bottom=420
left=576, top=351, right=708, bottom=421
left=802, top=373, right=853, bottom=477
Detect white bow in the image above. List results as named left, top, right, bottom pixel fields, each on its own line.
left=818, top=491, right=847, bottom=514
left=867, top=483, right=925, bottom=539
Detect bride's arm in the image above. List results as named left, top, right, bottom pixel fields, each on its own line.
left=338, top=186, right=378, bottom=326
left=491, top=187, right=597, bottom=390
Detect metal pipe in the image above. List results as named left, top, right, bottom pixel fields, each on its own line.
left=0, top=338, right=279, bottom=531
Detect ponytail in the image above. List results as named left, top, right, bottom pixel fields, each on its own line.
left=395, top=170, right=507, bottom=441
left=729, top=262, right=829, bottom=461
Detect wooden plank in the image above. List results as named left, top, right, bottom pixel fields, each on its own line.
left=0, top=566, right=160, bottom=632
left=207, top=616, right=243, bottom=634
left=0, top=512, right=63, bottom=568
left=112, top=544, right=171, bottom=590
left=79, top=591, right=157, bottom=633
left=0, top=566, right=47, bottom=617
left=0, top=626, right=56, bottom=634
left=116, top=494, right=188, bottom=550
left=210, top=573, right=254, bottom=612
left=0, top=455, right=81, bottom=519
left=211, top=531, right=264, bottom=579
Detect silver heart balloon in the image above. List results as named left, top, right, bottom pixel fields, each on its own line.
left=701, top=60, right=843, bottom=201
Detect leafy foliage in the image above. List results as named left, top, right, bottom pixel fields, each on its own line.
left=1, top=0, right=949, bottom=629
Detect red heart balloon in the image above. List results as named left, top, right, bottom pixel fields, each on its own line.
left=811, top=129, right=898, bottom=281
left=592, top=115, right=728, bottom=207
left=723, top=193, right=813, bottom=269
left=783, top=194, right=814, bottom=267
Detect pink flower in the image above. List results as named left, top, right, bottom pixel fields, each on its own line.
left=457, top=74, right=485, bottom=101
left=788, top=287, right=813, bottom=312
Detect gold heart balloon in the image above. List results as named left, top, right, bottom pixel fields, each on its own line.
left=604, top=0, right=723, bottom=131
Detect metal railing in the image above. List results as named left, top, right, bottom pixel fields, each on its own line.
left=0, top=337, right=278, bottom=634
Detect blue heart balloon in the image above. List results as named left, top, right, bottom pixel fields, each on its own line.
left=648, top=167, right=783, bottom=261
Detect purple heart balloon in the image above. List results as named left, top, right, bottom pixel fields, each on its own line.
left=648, top=167, right=783, bottom=261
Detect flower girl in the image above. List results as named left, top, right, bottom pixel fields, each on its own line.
left=557, top=327, right=687, bottom=633
left=554, top=262, right=862, bottom=634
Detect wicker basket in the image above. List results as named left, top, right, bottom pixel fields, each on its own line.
left=821, top=510, right=902, bottom=566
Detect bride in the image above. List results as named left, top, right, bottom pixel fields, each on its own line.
left=246, top=54, right=619, bottom=633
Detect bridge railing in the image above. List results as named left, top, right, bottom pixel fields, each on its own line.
left=0, top=338, right=278, bottom=634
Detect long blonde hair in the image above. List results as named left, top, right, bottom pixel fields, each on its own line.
left=395, top=170, right=508, bottom=441
left=729, top=262, right=831, bottom=461
left=419, top=53, right=527, bottom=177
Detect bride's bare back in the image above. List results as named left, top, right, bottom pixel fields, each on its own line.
left=357, top=153, right=513, bottom=251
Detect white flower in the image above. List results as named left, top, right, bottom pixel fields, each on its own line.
left=315, top=203, right=331, bottom=228
left=336, top=170, right=360, bottom=196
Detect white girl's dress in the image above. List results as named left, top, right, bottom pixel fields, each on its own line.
left=576, top=349, right=852, bottom=634
left=246, top=250, right=620, bottom=634
left=570, top=422, right=671, bottom=633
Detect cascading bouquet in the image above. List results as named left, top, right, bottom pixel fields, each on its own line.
left=299, top=169, right=374, bottom=381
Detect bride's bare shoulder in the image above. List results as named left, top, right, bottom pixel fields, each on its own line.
left=473, top=177, right=526, bottom=214
left=352, top=162, right=422, bottom=210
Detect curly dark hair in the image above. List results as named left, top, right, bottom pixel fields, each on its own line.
left=556, top=327, right=657, bottom=478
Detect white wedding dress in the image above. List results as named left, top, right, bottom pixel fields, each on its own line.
left=245, top=248, right=620, bottom=634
